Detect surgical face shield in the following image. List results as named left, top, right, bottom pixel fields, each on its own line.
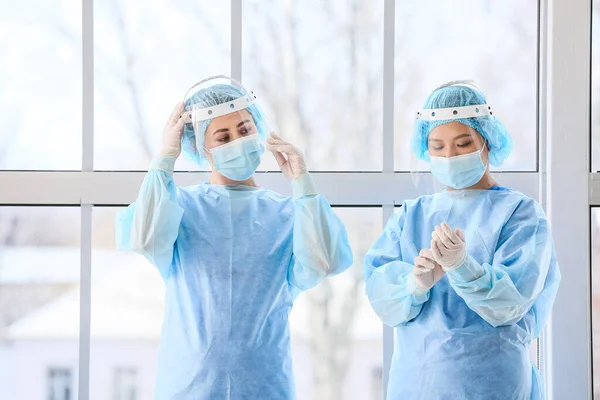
left=410, top=104, right=492, bottom=195
left=180, top=75, right=271, bottom=171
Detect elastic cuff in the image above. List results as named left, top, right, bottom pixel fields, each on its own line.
left=443, top=251, right=468, bottom=271
left=149, top=156, right=177, bottom=174
left=446, top=256, right=485, bottom=283
left=406, top=273, right=429, bottom=297
left=292, top=173, right=318, bottom=199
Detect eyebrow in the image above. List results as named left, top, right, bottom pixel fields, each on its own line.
left=453, top=133, right=472, bottom=140
left=428, top=133, right=472, bottom=142
left=211, top=120, right=252, bottom=136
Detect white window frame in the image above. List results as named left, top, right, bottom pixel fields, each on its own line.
left=0, top=0, right=593, bottom=399
left=543, top=1, right=593, bottom=399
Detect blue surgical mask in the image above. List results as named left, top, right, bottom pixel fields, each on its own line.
left=206, top=135, right=265, bottom=181
left=429, top=148, right=487, bottom=189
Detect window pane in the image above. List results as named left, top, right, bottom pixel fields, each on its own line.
left=93, top=207, right=382, bottom=399
left=290, top=208, right=383, bottom=399
left=530, top=339, right=538, bottom=367
left=0, top=2, right=81, bottom=170
left=593, top=208, right=600, bottom=397
left=243, top=0, right=384, bottom=171
left=0, top=207, right=80, bottom=399
left=91, top=207, right=161, bottom=400
left=592, top=0, right=600, bottom=172
left=113, top=368, right=139, bottom=400
left=394, top=1, right=538, bottom=171
left=48, top=368, right=74, bottom=400
left=94, top=1, right=230, bottom=171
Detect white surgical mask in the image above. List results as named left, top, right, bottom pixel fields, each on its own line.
left=205, top=135, right=264, bottom=181
left=429, top=147, right=486, bottom=189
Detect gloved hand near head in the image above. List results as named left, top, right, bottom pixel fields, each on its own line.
left=160, top=77, right=312, bottom=187
left=159, top=102, right=186, bottom=159
left=180, top=77, right=269, bottom=169
left=265, top=132, right=308, bottom=181
left=266, top=132, right=318, bottom=198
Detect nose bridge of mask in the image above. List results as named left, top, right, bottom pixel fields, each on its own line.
left=207, top=135, right=263, bottom=161
left=208, top=134, right=264, bottom=181
left=429, top=145, right=487, bottom=189
left=431, top=147, right=483, bottom=171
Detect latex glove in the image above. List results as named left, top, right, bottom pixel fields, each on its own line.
left=265, top=132, right=308, bottom=180
left=412, top=249, right=445, bottom=291
left=431, top=223, right=467, bottom=270
left=159, top=102, right=186, bottom=158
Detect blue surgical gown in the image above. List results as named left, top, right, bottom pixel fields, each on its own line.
left=364, top=188, right=561, bottom=400
left=116, top=156, right=353, bottom=400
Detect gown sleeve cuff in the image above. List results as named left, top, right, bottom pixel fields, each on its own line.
left=149, top=156, right=177, bottom=174
left=292, top=173, right=318, bottom=199
left=406, top=273, right=429, bottom=297
left=446, top=256, right=485, bottom=283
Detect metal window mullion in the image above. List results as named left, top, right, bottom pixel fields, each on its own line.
left=78, top=204, right=92, bottom=400
left=538, top=0, right=548, bottom=212
left=82, top=0, right=94, bottom=173
left=231, top=0, right=242, bottom=81
left=0, top=171, right=541, bottom=206
left=381, top=1, right=396, bottom=396
left=79, top=0, right=94, bottom=399
left=544, top=0, right=592, bottom=398
left=537, top=0, right=548, bottom=383
left=590, top=173, right=600, bottom=205
left=382, top=0, right=395, bottom=174
left=381, top=204, right=395, bottom=399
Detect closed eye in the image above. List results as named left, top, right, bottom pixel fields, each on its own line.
left=238, top=125, right=253, bottom=136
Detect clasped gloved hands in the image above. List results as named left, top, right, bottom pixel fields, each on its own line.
left=431, top=223, right=467, bottom=270
left=412, top=249, right=445, bottom=291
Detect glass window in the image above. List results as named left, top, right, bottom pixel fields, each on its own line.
left=290, top=208, right=383, bottom=399
left=0, top=207, right=80, bottom=399
left=530, top=339, right=538, bottom=367
left=370, top=366, right=383, bottom=400
left=91, top=207, right=161, bottom=400
left=0, top=1, right=82, bottom=170
left=113, top=368, right=139, bottom=400
left=394, top=0, right=538, bottom=171
left=243, top=0, right=384, bottom=171
left=592, top=208, right=600, bottom=397
left=93, top=1, right=230, bottom=171
left=93, top=206, right=382, bottom=400
left=48, top=368, right=73, bottom=400
left=592, top=0, right=600, bottom=172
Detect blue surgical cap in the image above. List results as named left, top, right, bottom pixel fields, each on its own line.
left=182, top=84, right=268, bottom=167
left=411, top=82, right=513, bottom=167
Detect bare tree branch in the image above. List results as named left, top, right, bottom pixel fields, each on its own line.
left=179, top=0, right=229, bottom=60
left=287, top=0, right=311, bottom=144
left=0, top=98, right=21, bottom=169
left=111, top=0, right=153, bottom=162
